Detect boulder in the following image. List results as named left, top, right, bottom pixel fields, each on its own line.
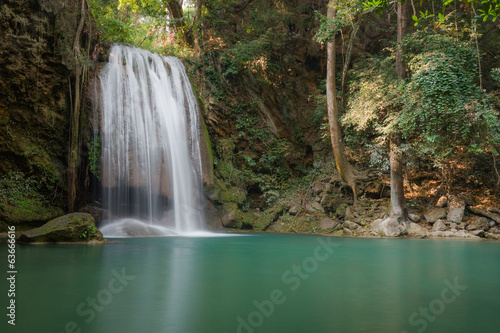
left=433, top=219, right=448, bottom=231
left=342, top=228, right=354, bottom=237
left=466, top=217, right=490, bottom=231
left=335, top=205, right=346, bottom=217
left=378, top=218, right=406, bottom=237
left=205, top=200, right=223, bottom=229
left=408, top=222, right=427, bottom=235
left=289, top=205, right=301, bottom=215
left=318, top=217, right=339, bottom=230
left=306, top=201, right=324, bottom=213
left=370, top=219, right=384, bottom=232
left=449, top=222, right=458, bottom=231
left=436, top=196, right=448, bottom=208
left=424, top=208, right=447, bottom=223
left=428, top=230, right=479, bottom=239
left=408, top=213, right=421, bottom=223
left=447, top=196, right=465, bottom=223
left=343, top=220, right=360, bottom=230
left=220, top=203, right=240, bottom=227
left=79, top=204, right=104, bottom=225
left=471, top=230, right=486, bottom=238
left=17, top=213, right=104, bottom=243
left=488, top=226, right=500, bottom=234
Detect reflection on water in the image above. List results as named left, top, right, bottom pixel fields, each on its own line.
left=3, top=235, right=499, bottom=333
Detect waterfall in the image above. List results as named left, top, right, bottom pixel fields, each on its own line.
left=97, top=44, right=205, bottom=236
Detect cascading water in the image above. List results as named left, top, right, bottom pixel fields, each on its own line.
left=97, top=44, right=205, bottom=236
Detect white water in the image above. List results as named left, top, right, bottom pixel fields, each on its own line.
left=98, top=44, right=205, bottom=236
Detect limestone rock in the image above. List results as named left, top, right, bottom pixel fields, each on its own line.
left=424, top=208, right=448, bottom=223
left=306, top=201, right=324, bottom=213
left=436, top=196, right=448, bottom=208
left=342, top=228, right=354, bottom=237
left=17, top=213, right=104, bottom=243
left=447, top=196, right=465, bottom=223
left=379, top=218, right=405, bottom=237
left=318, top=217, right=339, bottom=230
left=472, top=230, right=486, bottom=238
left=289, top=205, right=301, bottom=216
left=428, top=230, right=479, bottom=239
left=466, top=217, right=490, bottom=231
left=371, top=219, right=384, bottom=233
left=408, top=213, right=421, bottom=223
left=488, top=226, right=500, bottom=234
left=408, top=222, right=427, bottom=235
left=220, top=203, right=240, bottom=227
left=204, top=200, right=223, bottom=229
left=433, top=219, right=447, bottom=231
left=343, top=220, right=359, bottom=230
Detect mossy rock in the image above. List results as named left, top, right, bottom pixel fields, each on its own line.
left=16, top=213, right=104, bottom=243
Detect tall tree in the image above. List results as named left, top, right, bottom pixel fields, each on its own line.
left=326, top=0, right=358, bottom=201
left=389, top=0, right=409, bottom=220
left=163, top=0, right=192, bottom=46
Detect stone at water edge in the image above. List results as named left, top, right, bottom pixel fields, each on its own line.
left=433, top=219, right=448, bottom=231
left=466, top=217, right=490, bottom=231
left=408, top=222, right=427, bottom=235
left=17, top=213, right=104, bottom=243
left=424, top=208, right=448, bottom=223
left=379, top=218, right=406, bottom=237
left=447, top=195, right=466, bottom=223
left=318, top=217, right=339, bottom=230
left=343, top=220, right=360, bottom=230
left=471, top=230, right=486, bottom=238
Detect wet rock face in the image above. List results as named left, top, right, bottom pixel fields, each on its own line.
left=0, top=0, right=96, bottom=224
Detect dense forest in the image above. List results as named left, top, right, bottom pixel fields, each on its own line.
left=1, top=0, right=499, bottom=238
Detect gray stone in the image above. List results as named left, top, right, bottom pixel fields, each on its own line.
left=433, top=219, right=448, bottom=231
left=17, top=213, right=104, bottom=243
left=325, top=183, right=333, bottom=193
left=488, top=226, right=500, bottom=234
left=486, top=233, right=500, bottom=240
left=220, top=203, right=240, bottom=227
left=459, top=222, right=467, bottom=230
left=379, top=218, right=405, bottom=237
left=205, top=200, right=223, bottom=229
left=447, top=196, right=465, bottom=223
left=306, top=201, right=325, bottom=213
left=318, top=217, right=339, bottom=230
left=472, top=230, right=486, bottom=237
left=371, top=219, right=384, bottom=232
left=424, top=208, right=448, bottom=223
left=449, top=222, right=458, bottom=230
left=428, top=230, right=479, bottom=239
left=335, top=205, right=346, bottom=217
left=436, top=196, right=448, bottom=208
left=466, top=217, right=490, bottom=231
left=289, top=205, right=301, bottom=216
left=268, top=222, right=287, bottom=232
left=408, top=213, right=421, bottom=223
left=345, top=206, right=355, bottom=220
left=343, top=220, right=360, bottom=230
left=408, top=222, right=427, bottom=235
left=343, top=228, right=354, bottom=237
left=489, top=220, right=497, bottom=228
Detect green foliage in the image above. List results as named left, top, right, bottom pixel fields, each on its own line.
left=0, top=171, right=61, bottom=222
left=398, top=32, right=498, bottom=158
left=89, top=135, right=101, bottom=180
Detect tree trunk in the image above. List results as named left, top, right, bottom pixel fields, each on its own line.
left=390, top=0, right=408, bottom=220
left=164, top=0, right=192, bottom=46
left=326, top=1, right=358, bottom=201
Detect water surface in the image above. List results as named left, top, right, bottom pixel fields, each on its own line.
left=2, top=234, right=499, bottom=333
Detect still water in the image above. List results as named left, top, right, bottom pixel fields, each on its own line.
left=2, top=234, right=499, bottom=333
